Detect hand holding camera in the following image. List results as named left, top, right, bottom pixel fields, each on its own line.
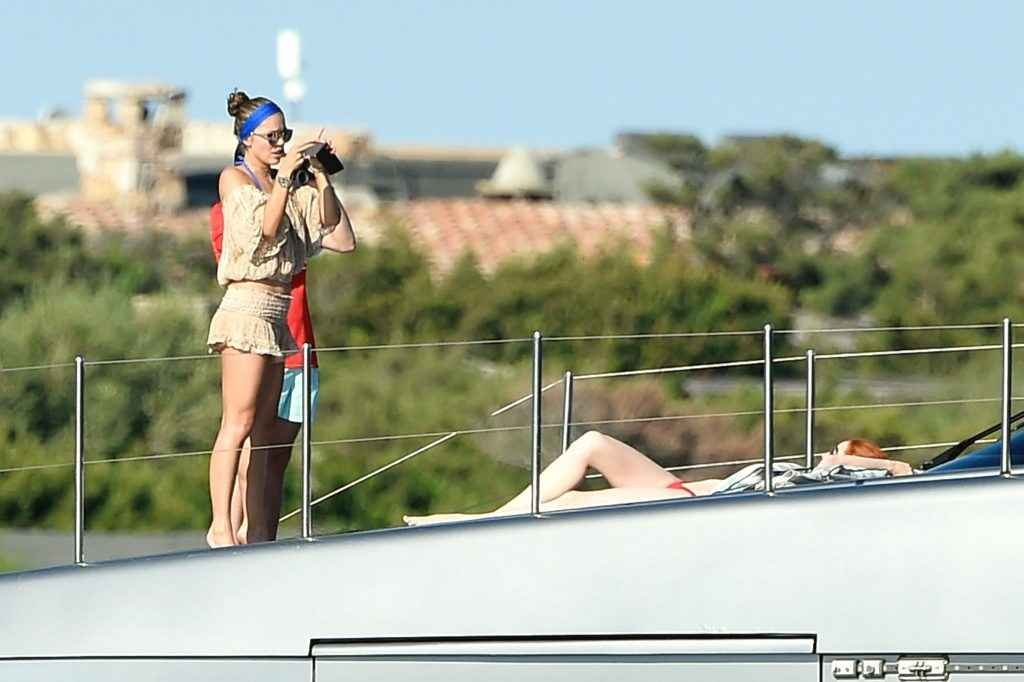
left=277, top=140, right=320, bottom=182
left=278, top=130, right=345, bottom=189
left=302, top=141, right=345, bottom=176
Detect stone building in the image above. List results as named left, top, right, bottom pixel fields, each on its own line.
left=0, top=81, right=189, bottom=216
left=0, top=79, right=693, bottom=272
left=70, top=81, right=188, bottom=213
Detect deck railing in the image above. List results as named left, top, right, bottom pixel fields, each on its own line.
left=1, top=319, right=1020, bottom=565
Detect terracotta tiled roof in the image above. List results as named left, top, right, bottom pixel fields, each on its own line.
left=35, top=195, right=690, bottom=274
left=35, top=195, right=208, bottom=233
left=380, top=199, right=690, bottom=273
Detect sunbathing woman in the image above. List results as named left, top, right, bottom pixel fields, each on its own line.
left=403, top=432, right=912, bottom=525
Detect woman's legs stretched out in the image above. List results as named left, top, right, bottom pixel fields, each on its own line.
left=403, top=431, right=683, bottom=525
left=494, top=431, right=679, bottom=512
left=207, top=350, right=272, bottom=548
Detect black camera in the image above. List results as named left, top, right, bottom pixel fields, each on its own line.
left=293, top=164, right=314, bottom=187
left=292, top=144, right=344, bottom=187
left=310, top=144, right=345, bottom=175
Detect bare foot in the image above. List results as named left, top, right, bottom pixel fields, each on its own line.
left=236, top=519, right=248, bottom=545
left=206, top=525, right=236, bottom=548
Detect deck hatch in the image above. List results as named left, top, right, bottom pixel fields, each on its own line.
left=313, top=636, right=815, bottom=657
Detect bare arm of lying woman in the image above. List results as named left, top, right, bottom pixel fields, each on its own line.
left=403, top=433, right=911, bottom=526
left=821, top=438, right=913, bottom=476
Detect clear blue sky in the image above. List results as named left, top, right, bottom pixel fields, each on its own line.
left=3, top=0, right=1021, bottom=156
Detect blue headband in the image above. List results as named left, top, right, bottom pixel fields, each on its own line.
left=234, top=101, right=283, bottom=164
left=238, top=101, right=283, bottom=140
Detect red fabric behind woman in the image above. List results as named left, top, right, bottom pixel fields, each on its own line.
left=209, top=203, right=318, bottom=368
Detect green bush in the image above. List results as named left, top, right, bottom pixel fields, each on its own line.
left=3, top=138, right=1024, bottom=536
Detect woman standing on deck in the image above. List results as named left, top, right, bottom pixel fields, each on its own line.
left=208, top=159, right=356, bottom=545
left=205, top=90, right=342, bottom=547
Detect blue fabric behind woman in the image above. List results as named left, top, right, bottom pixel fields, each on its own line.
left=930, top=429, right=1024, bottom=472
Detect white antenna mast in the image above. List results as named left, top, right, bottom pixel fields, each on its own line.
left=277, top=29, right=305, bottom=122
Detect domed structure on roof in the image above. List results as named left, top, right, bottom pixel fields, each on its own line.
left=477, top=146, right=551, bottom=199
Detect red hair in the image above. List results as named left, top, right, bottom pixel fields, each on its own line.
left=841, top=439, right=887, bottom=459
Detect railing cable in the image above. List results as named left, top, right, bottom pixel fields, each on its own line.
left=279, top=433, right=459, bottom=522
left=0, top=439, right=300, bottom=474
left=315, top=337, right=531, bottom=353
left=546, top=330, right=762, bottom=342
left=2, top=396, right=1020, bottom=476
left=775, top=323, right=1001, bottom=335
left=1, top=322, right=1015, bottom=373
left=589, top=438, right=1001, bottom=480
left=86, top=353, right=216, bottom=367
left=0, top=361, right=75, bottom=374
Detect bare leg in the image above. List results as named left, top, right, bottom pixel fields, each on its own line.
left=494, top=431, right=679, bottom=512
left=237, top=422, right=297, bottom=543
left=231, top=439, right=251, bottom=544
left=544, top=487, right=698, bottom=509
left=258, top=419, right=300, bottom=541
left=207, top=350, right=270, bottom=548
left=404, top=488, right=700, bottom=525
left=242, top=360, right=286, bottom=544
left=232, top=423, right=298, bottom=544
left=403, top=431, right=682, bottom=525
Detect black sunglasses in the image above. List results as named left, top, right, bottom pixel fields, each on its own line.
left=251, top=128, right=293, bottom=146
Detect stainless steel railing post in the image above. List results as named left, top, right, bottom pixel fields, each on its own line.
left=1001, top=318, right=1012, bottom=477
left=763, top=324, right=775, bottom=494
left=531, top=331, right=543, bottom=515
left=805, top=349, right=815, bottom=469
left=561, top=371, right=574, bottom=454
left=301, top=342, right=313, bottom=539
left=74, top=355, right=85, bottom=565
